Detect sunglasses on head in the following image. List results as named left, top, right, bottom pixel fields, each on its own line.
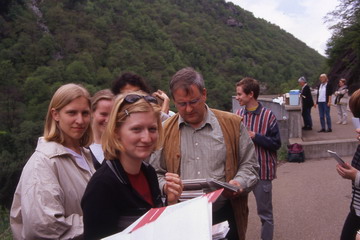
left=123, top=94, right=158, bottom=104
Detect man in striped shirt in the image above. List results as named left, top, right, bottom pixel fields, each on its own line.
left=235, top=77, right=281, bottom=240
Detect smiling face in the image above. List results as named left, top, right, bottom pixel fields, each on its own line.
left=173, top=84, right=207, bottom=128
left=117, top=111, right=159, bottom=163
left=51, top=96, right=91, bottom=148
left=92, top=99, right=114, bottom=140
left=236, top=85, right=253, bottom=107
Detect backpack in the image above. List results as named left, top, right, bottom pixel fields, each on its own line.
left=287, top=143, right=305, bottom=163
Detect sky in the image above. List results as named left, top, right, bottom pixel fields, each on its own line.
left=227, top=0, right=340, bottom=56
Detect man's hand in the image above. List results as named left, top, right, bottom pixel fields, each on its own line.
left=227, top=179, right=244, bottom=198
left=163, top=172, right=183, bottom=205
left=247, top=130, right=255, bottom=139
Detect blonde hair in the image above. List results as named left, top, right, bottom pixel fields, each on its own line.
left=44, top=83, right=93, bottom=146
left=91, top=89, right=114, bottom=112
left=102, top=91, right=163, bottom=160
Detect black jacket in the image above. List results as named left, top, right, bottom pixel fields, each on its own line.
left=300, top=84, right=314, bottom=108
left=81, top=160, right=163, bottom=240
left=316, top=83, right=332, bottom=104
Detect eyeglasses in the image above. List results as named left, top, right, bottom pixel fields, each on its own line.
left=175, top=97, right=201, bottom=108
left=124, top=94, right=158, bottom=104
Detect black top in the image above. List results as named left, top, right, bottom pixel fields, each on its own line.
left=300, top=84, right=314, bottom=108
left=81, top=160, right=163, bottom=240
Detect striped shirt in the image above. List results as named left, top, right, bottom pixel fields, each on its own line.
left=236, top=103, right=281, bottom=180
left=351, top=145, right=360, bottom=216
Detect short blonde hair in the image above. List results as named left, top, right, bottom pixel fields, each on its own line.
left=320, top=73, right=328, bottom=80
left=44, top=83, right=93, bottom=146
left=102, top=91, right=163, bottom=160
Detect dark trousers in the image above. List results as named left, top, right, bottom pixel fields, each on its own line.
left=340, top=209, right=360, bottom=240
left=302, top=106, right=312, bottom=128
left=213, top=201, right=239, bottom=240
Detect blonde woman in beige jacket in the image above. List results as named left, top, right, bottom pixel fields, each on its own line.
left=10, top=83, right=95, bottom=239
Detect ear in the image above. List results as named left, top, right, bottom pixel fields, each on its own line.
left=202, top=88, right=207, bottom=101
left=51, top=108, right=59, bottom=121
left=249, top=91, right=254, bottom=98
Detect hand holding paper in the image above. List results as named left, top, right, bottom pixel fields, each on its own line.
left=227, top=180, right=244, bottom=197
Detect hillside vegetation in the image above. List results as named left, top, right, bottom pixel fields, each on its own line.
left=0, top=0, right=326, bottom=210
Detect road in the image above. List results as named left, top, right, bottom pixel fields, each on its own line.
left=246, top=156, right=353, bottom=240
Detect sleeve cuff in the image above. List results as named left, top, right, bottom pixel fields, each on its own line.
left=355, top=172, right=360, bottom=188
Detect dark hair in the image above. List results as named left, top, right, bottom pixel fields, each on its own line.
left=111, top=72, right=151, bottom=95
left=236, top=77, right=260, bottom=100
left=170, top=67, right=205, bottom=99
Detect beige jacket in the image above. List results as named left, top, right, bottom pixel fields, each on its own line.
left=10, top=137, right=95, bottom=240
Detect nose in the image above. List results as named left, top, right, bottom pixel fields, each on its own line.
left=76, top=113, right=85, bottom=124
left=185, top=103, right=193, bottom=113
left=141, top=130, right=152, bottom=143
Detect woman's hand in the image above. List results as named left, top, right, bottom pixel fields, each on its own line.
left=336, top=162, right=358, bottom=181
left=163, top=172, right=183, bottom=205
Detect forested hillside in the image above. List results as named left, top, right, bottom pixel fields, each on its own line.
left=326, top=0, right=360, bottom=93
left=0, top=0, right=326, bottom=209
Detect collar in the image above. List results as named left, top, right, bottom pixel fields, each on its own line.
left=244, top=102, right=263, bottom=115
left=178, top=104, right=214, bottom=130
left=301, top=83, right=307, bottom=90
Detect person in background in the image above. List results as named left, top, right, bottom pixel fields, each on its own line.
left=298, top=76, right=314, bottom=130
left=336, top=88, right=360, bottom=240
left=334, top=78, right=348, bottom=125
left=111, top=72, right=172, bottom=121
left=89, top=89, right=114, bottom=169
left=150, top=67, right=259, bottom=240
left=10, top=83, right=94, bottom=239
left=81, top=92, right=182, bottom=240
left=235, top=77, right=281, bottom=240
left=315, top=73, right=332, bottom=132
left=111, top=72, right=151, bottom=95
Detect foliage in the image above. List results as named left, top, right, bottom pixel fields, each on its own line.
left=0, top=0, right=326, bottom=210
left=0, top=206, right=11, bottom=240
left=325, top=0, right=360, bottom=92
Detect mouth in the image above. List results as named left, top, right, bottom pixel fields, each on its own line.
left=73, top=127, right=85, bottom=132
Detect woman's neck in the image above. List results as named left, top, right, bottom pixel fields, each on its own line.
left=119, top=154, right=142, bottom=175
left=63, top=140, right=81, bottom=154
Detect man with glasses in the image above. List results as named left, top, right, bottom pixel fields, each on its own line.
left=150, top=67, right=259, bottom=240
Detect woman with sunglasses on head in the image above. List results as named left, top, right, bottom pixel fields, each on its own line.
left=81, top=92, right=183, bottom=240
left=89, top=89, right=114, bottom=169
left=10, top=83, right=95, bottom=239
